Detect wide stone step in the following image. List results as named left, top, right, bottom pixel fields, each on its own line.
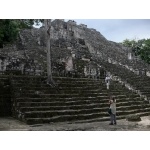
left=136, top=82, right=150, bottom=86
left=99, top=99, right=144, bottom=106
left=14, top=87, right=59, bottom=92
left=24, top=106, right=150, bottom=119
left=53, top=77, right=105, bottom=82
left=19, top=104, right=106, bottom=112
left=137, top=89, right=150, bottom=92
left=19, top=87, right=130, bottom=93
left=24, top=109, right=109, bottom=118
left=98, top=95, right=127, bottom=99
left=117, top=104, right=150, bottom=111
left=21, top=89, right=100, bottom=93
left=136, top=82, right=150, bottom=85
left=141, top=91, right=150, bottom=94
left=58, top=84, right=103, bottom=88
left=100, top=88, right=131, bottom=92
left=17, top=99, right=106, bottom=107
left=17, top=86, right=101, bottom=91
left=16, top=88, right=133, bottom=96
left=57, top=81, right=103, bottom=84
left=16, top=96, right=98, bottom=102
left=135, top=85, right=150, bottom=88
left=20, top=90, right=112, bottom=96
left=12, top=83, right=54, bottom=88
left=20, top=94, right=80, bottom=98
left=25, top=108, right=150, bottom=125
left=16, top=96, right=143, bottom=104
left=13, top=84, right=106, bottom=90
left=136, top=87, right=150, bottom=92
left=19, top=103, right=150, bottom=113
left=74, top=111, right=150, bottom=124
left=20, top=91, right=109, bottom=97
left=128, top=79, right=150, bottom=82
left=12, top=81, right=105, bottom=86
left=25, top=113, right=106, bottom=124
left=12, top=79, right=104, bottom=85
left=18, top=93, right=136, bottom=99
left=12, top=78, right=101, bottom=83
left=116, top=107, right=150, bottom=116
left=13, top=81, right=105, bottom=87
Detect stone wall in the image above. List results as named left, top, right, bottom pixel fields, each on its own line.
left=0, top=19, right=149, bottom=77
left=0, top=77, right=11, bottom=116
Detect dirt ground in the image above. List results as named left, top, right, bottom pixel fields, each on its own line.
left=1, top=116, right=150, bottom=131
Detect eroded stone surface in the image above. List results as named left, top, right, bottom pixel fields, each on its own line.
left=1, top=116, right=150, bottom=131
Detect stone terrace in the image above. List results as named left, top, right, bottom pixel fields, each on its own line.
left=9, top=76, right=150, bottom=125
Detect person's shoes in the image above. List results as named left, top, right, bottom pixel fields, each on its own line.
left=109, top=123, right=113, bottom=125
left=114, top=122, right=117, bottom=125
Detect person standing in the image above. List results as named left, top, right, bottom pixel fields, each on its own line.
left=109, top=97, right=117, bottom=125
left=105, top=74, right=110, bottom=90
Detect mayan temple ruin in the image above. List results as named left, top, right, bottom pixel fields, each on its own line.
left=0, top=19, right=150, bottom=126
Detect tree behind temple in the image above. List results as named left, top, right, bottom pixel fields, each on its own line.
left=0, top=19, right=38, bottom=48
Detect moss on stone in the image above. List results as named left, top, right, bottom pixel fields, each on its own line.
left=126, top=115, right=141, bottom=122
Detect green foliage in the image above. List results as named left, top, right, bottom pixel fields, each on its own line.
left=121, top=38, right=150, bottom=64
left=138, top=39, right=150, bottom=64
left=122, top=39, right=137, bottom=47
left=0, top=19, right=42, bottom=48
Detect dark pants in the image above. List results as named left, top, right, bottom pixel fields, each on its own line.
left=110, top=114, right=116, bottom=124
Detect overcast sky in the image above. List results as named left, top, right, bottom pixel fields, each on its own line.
left=71, top=19, right=150, bottom=43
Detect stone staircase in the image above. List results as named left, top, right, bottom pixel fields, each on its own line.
left=10, top=76, right=150, bottom=125
left=94, top=59, right=150, bottom=100
left=0, top=75, right=11, bottom=117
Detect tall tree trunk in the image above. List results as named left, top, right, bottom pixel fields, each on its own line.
left=44, top=19, right=52, bottom=83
